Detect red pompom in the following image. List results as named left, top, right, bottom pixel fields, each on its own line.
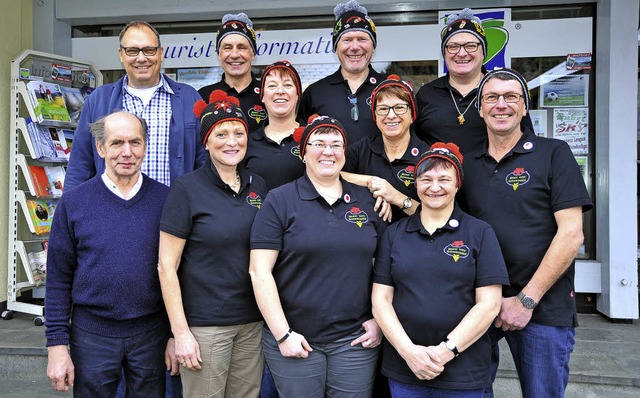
left=387, top=74, right=401, bottom=81
left=307, top=114, right=321, bottom=125
left=430, top=142, right=463, bottom=164
left=293, top=126, right=305, bottom=143
left=208, top=89, right=241, bottom=107
left=193, top=99, right=208, bottom=118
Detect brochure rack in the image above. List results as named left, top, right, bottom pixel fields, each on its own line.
left=4, top=50, right=102, bottom=325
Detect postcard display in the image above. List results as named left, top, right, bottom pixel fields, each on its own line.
left=4, top=50, right=102, bottom=325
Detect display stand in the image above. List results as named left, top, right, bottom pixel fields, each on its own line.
left=4, top=50, right=102, bottom=325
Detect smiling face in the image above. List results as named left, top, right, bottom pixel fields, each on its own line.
left=262, top=69, right=298, bottom=119
left=118, top=26, right=163, bottom=89
left=374, top=92, right=412, bottom=141
left=205, top=120, right=248, bottom=170
left=444, top=32, right=484, bottom=79
left=415, top=162, right=458, bottom=212
left=479, top=77, right=527, bottom=139
left=218, top=34, right=255, bottom=79
left=303, top=129, right=346, bottom=182
left=96, top=112, right=146, bottom=182
left=336, top=31, right=374, bottom=76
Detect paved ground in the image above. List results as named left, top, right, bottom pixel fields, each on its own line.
left=0, top=311, right=638, bottom=397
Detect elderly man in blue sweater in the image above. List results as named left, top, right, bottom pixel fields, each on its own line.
left=45, top=111, right=170, bottom=397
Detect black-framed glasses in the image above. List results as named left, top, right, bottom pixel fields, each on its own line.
left=481, top=92, right=524, bottom=104
left=307, top=141, right=345, bottom=151
left=375, top=104, right=410, bottom=116
left=348, top=94, right=359, bottom=121
left=445, top=42, right=482, bottom=54
left=120, top=46, right=161, bottom=57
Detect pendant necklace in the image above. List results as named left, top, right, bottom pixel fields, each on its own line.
left=449, top=89, right=478, bottom=125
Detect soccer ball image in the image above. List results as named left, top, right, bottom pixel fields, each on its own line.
left=545, top=92, right=559, bottom=102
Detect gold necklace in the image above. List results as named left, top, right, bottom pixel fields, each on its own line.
left=227, top=171, right=240, bottom=189
left=449, top=89, right=478, bottom=125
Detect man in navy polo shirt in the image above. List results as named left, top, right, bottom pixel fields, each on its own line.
left=198, top=13, right=266, bottom=132
left=460, top=68, right=592, bottom=397
left=299, top=0, right=385, bottom=145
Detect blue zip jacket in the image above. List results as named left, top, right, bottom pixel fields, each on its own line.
left=65, top=74, right=206, bottom=190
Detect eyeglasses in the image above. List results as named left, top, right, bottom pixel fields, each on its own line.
left=445, top=42, right=482, bottom=54
left=120, top=46, right=161, bottom=57
left=375, top=104, right=410, bottom=116
left=307, top=141, right=345, bottom=151
left=481, top=92, right=524, bottom=104
left=348, top=94, right=359, bottom=121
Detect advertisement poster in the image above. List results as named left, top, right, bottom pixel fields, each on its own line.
left=177, top=68, right=221, bottom=91
left=566, top=53, right=592, bottom=70
left=553, top=108, right=589, bottom=155
left=539, top=75, right=589, bottom=108
left=528, top=109, right=548, bottom=137
left=575, top=156, right=588, bottom=184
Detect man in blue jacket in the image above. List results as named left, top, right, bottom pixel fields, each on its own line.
left=65, top=20, right=206, bottom=190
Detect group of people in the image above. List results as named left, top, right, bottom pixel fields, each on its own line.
left=44, top=2, right=591, bottom=398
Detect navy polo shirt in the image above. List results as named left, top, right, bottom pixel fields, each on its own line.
left=343, top=133, right=430, bottom=221
left=198, top=74, right=267, bottom=133
left=299, top=65, right=385, bottom=145
left=250, top=175, right=386, bottom=344
left=244, top=126, right=305, bottom=190
left=460, top=128, right=592, bottom=327
left=374, top=207, right=509, bottom=389
left=415, top=73, right=534, bottom=156
left=160, top=160, right=268, bottom=326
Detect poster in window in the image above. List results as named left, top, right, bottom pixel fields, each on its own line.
left=528, top=109, right=548, bottom=137
left=539, top=75, right=588, bottom=108
left=553, top=108, right=588, bottom=155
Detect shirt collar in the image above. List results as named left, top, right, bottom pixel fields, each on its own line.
left=368, top=133, right=425, bottom=162
left=328, top=65, right=382, bottom=87
left=405, top=206, right=465, bottom=235
left=206, top=159, right=252, bottom=192
left=297, top=174, right=360, bottom=205
left=474, top=126, right=537, bottom=160
left=122, top=74, right=174, bottom=95
left=101, top=171, right=143, bottom=200
left=218, top=73, right=260, bottom=94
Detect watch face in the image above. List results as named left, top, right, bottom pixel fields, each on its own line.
left=522, top=296, right=536, bottom=309
left=445, top=340, right=455, bottom=350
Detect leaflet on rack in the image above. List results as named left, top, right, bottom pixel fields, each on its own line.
left=25, top=80, right=71, bottom=124
left=25, top=199, right=56, bottom=235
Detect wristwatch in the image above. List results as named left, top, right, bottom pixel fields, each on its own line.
left=402, top=197, right=412, bottom=210
left=444, top=338, right=459, bottom=357
left=517, top=291, right=538, bottom=309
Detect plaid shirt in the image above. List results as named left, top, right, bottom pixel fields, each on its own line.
left=122, top=75, right=173, bottom=186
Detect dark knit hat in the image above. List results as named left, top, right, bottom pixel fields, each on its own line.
left=415, top=142, right=464, bottom=188
left=216, top=13, right=257, bottom=54
left=441, top=8, right=487, bottom=57
left=293, top=114, right=348, bottom=158
left=477, top=68, right=531, bottom=111
left=370, top=74, right=417, bottom=122
left=259, top=60, right=302, bottom=102
left=193, top=90, right=248, bottom=144
left=332, top=0, right=377, bottom=51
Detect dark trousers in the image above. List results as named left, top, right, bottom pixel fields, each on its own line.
left=70, top=325, right=167, bottom=398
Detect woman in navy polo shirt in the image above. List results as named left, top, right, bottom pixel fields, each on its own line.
left=372, top=142, right=509, bottom=397
left=250, top=115, right=386, bottom=397
left=342, top=75, right=429, bottom=223
left=244, top=60, right=305, bottom=190
left=158, top=90, right=268, bottom=397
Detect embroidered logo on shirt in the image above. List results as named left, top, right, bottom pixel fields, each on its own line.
left=248, top=105, right=267, bottom=124
left=290, top=146, right=301, bottom=158
left=246, top=192, right=263, bottom=208
left=505, top=167, right=530, bottom=191
left=345, top=206, right=369, bottom=228
left=443, top=240, right=470, bottom=262
left=397, top=165, right=416, bottom=187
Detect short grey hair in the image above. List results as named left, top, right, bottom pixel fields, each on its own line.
left=89, top=111, right=148, bottom=146
left=119, top=21, right=161, bottom=47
